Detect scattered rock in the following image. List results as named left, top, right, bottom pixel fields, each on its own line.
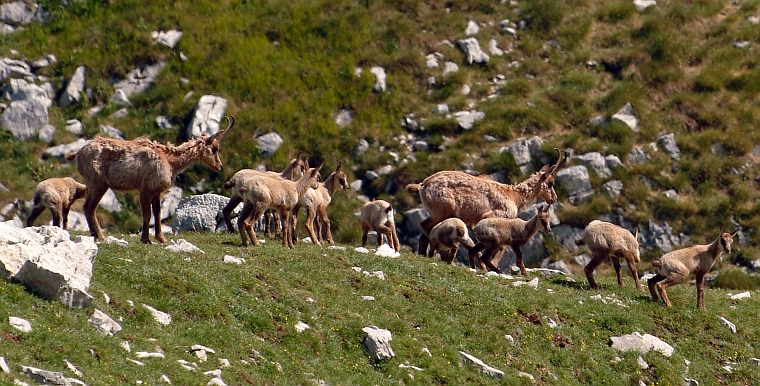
left=20, top=366, right=68, bottom=386
left=88, top=309, right=121, bottom=336
left=370, top=66, right=386, bottom=92
left=59, top=66, right=86, bottom=108
left=152, top=30, right=183, bottom=48
left=9, top=316, right=31, bottom=332
left=186, top=95, right=228, bottom=138
left=165, top=239, right=204, bottom=254
left=256, top=132, right=283, bottom=157
left=609, top=332, right=674, bottom=357
left=142, top=304, right=172, bottom=325
left=611, top=103, right=638, bottom=132
left=457, top=38, right=489, bottom=64
left=719, top=316, right=736, bottom=334
left=362, top=326, right=395, bottom=361
left=460, top=351, right=503, bottom=379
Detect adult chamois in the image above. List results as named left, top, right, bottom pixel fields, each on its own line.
left=66, top=116, right=234, bottom=244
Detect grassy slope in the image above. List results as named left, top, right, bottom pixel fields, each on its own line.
left=1, top=232, right=759, bottom=385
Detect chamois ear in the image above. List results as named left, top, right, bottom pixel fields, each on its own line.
left=633, top=228, right=639, bottom=241
left=719, top=223, right=725, bottom=235
left=541, top=204, right=550, bottom=213
left=336, top=161, right=342, bottom=172
left=287, top=148, right=294, bottom=159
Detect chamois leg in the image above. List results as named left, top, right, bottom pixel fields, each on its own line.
left=290, top=204, right=301, bottom=244
left=611, top=256, right=624, bottom=287
left=479, top=246, right=503, bottom=274
left=444, top=244, right=460, bottom=264
left=648, top=274, right=666, bottom=302
left=512, top=244, right=528, bottom=276
left=627, top=259, right=642, bottom=290
left=375, top=224, right=393, bottom=248
left=279, top=207, right=292, bottom=249
left=656, top=273, right=686, bottom=307
left=237, top=203, right=256, bottom=246
left=62, top=206, right=71, bottom=230
left=427, top=238, right=440, bottom=258
left=584, top=253, right=606, bottom=289
left=50, top=202, right=63, bottom=228
left=361, top=223, right=370, bottom=248
left=416, top=217, right=436, bottom=255
left=83, top=186, right=108, bottom=240
left=468, top=243, right=487, bottom=269
left=390, top=223, right=400, bottom=252
left=152, top=195, right=167, bottom=243
left=138, top=191, right=154, bottom=244
left=222, top=195, right=242, bottom=233
left=695, top=271, right=707, bottom=311
left=26, top=205, right=45, bottom=227
left=303, top=206, right=321, bottom=245
left=318, top=206, right=333, bottom=244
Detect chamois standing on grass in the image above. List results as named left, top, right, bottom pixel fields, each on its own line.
left=406, top=149, right=567, bottom=255
left=221, top=150, right=307, bottom=234
left=66, top=116, right=234, bottom=244
left=648, top=225, right=739, bottom=310
left=468, top=204, right=551, bottom=276
left=291, top=162, right=350, bottom=245
left=575, top=220, right=642, bottom=290
left=235, top=164, right=323, bottom=248
left=360, top=199, right=400, bottom=252
left=427, top=217, right=476, bottom=264
left=26, top=177, right=87, bottom=230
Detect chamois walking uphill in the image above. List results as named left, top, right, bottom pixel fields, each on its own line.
left=360, top=199, right=401, bottom=252
left=648, top=225, right=739, bottom=310
left=65, top=116, right=235, bottom=244
left=575, top=220, right=641, bottom=290
left=234, top=163, right=323, bottom=248
left=406, top=148, right=567, bottom=255
left=26, top=177, right=87, bottom=230
left=468, top=204, right=552, bottom=276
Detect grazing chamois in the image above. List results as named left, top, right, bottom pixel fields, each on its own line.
left=236, top=164, right=323, bottom=248
left=648, top=225, right=739, bottom=310
left=360, top=199, right=400, bottom=252
left=468, top=204, right=551, bottom=275
left=221, top=150, right=306, bottom=233
left=406, top=149, right=567, bottom=255
left=291, top=162, right=350, bottom=245
left=575, top=220, right=641, bottom=290
left=427, top=217, right=476, bottom=264
left=26, top=177, right=87, bottom=230
left=66, top=116, right=234, bottom=243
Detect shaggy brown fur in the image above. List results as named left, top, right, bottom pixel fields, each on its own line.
left=360, top=200, right=401, bottom=252
left=406, top=149, right=567, bottom=255
left=468, top=205, right=551, bottom=276
left=236, top=164, right=323, bottom=248
left=26, top=177, right=87, bottom=230
left=427, top=217, right=476, bottom=264
left=291, top=162, right=350, bottom=245
left=221, top=150, right=307, bottom=234
left=575, top=220, right=641, bottom=290
left=66, top=116, right=234, bottom=243
left=648, top=226, right=738, bottom=310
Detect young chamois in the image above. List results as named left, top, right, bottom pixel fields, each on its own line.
left=66, top=116, right=234, bottom=244
left=648, top=225, right=739, bottom=310
left=26, top=177, right=87, bottom=230
left=360, top=199, right=400, bottom=252
left=468, top=204, right=551, bottom=276
left=575, top=220, right=641, bottom=290
left=406, top=149, right=567, bottom=255
left=235, top=164, right=323, bottom=248
left=221, top=150, right=306, bottom=234
left=427, top=217, right=476, bottom=264
left=291, top=162, right=350, bottom=245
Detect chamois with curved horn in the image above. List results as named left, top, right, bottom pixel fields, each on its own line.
left=406, top=148, right=567, bottom=255
left=66, top=116, right=235, bottom=243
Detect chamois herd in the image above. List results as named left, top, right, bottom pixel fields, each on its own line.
left=24, top=117, right=740, bottom=310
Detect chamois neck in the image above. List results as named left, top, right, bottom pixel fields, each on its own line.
left=519, top=215, right=542, bottom=240
left=707, top=235, right=724, bottom=258
left=323, top=172, right=339, bottom=196
left=160, top=139, right=206, bottom=177
left=280, top=161, right=299, bottom=179
left=511, top=173, right=543, bottom=211
left=295, top=172, right=316, bottom=196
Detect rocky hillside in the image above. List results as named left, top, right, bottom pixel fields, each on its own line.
left=2, top=0, right=760, bottom=279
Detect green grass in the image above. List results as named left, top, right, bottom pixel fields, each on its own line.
left=1, top=231, right=759, bottom=385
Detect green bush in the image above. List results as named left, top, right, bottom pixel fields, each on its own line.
left=711, top=268, right=760, bottom=290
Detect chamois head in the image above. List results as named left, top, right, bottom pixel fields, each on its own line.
left=334, top=162, right=350, bottom=191
left=200, top=115, right=235, bottom=172
left=537, top=204, right=552, bottom=234
left=535, top=148, right=568, bottom=204
left=719, top=224, right=740, bottom=254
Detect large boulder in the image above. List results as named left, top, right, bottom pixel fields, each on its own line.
left=186, top=95, right=228, bottom=138
left=556, top=165, right=594, bottom=204
left=0, top=222, right=98, bottom=308
left=172, top=194, right=241, bottom=234
left=0, top=1, right=49, bottom=27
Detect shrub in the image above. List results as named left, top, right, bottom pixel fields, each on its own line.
left=711, top=268, right=760, bottom=290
